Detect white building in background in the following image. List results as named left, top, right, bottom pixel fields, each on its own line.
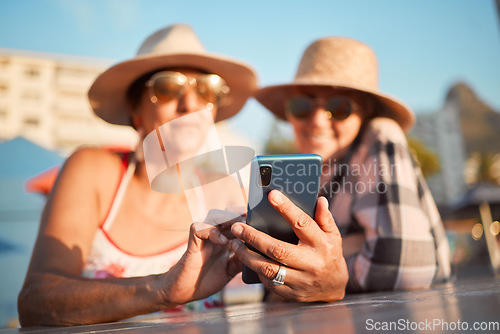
left=411, top=98, right=468, bottom=205
left=0, top=48, right=138, bottom=155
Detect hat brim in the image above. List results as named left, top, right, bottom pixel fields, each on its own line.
left=88, top=52, right=258, bottom=126
left=255, top=81, right=415, bottom=132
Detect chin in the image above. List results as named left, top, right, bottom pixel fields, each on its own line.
left=298, top=148, right=332, bottom=163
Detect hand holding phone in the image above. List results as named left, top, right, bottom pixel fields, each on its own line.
left=230, top=187, right=349, bottom=302
left=243, top=154, right=322, bottom=284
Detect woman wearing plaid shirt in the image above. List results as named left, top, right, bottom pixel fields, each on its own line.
left=229, top=36, right=451, bottom=301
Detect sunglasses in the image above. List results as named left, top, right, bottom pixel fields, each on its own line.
left=145, top=71, right=230, bottom=105
left=285, top=96, right=356, bottom=121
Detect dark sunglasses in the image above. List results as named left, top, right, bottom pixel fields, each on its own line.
left=285, top=96, right=356, bottom=121
left=145, top=71, right=230, bottom=104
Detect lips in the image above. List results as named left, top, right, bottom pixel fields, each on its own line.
left=171, top=120, right=201, bottom=128
left=302, top=132, right=334, bottom=145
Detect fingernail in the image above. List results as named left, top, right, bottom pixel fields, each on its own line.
left=219, top=233, right=228, bottom=243
left=231, top=239, right=241, bottom=252
left=231, top=223, right=243, bottom=237
left=269, top=190, right=283, bottom=205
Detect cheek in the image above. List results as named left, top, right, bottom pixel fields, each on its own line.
left=290, top=121, right=307, bottom=144
left=136, top=110, right=157, bottom=131
left=134, top=96, right=155, bottom=127
left=140, top=101, right=178, bottom=129
left=340, top=116, right=363, bottom=144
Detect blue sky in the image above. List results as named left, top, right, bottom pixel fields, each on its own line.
left=0, top=0, right=499, bottom=146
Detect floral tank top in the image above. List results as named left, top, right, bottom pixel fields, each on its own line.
left=82, top=153, right=223, bottom=311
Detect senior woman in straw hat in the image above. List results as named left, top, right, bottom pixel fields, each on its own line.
left=18, top=24, right=257, bottom=326
left=229, top=37, right=450, bottom=301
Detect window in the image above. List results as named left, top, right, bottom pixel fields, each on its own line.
left=22, top=91, right=41, bottom=102
left=0, top=108, right=7, bottom=122
left=23, top=117, right=40, bottom=126
left=60, top=91, right=83, bottom=100
left=24, top=67, right=40, bottom=79
left=0, top=84, right=7, bottom=96
left=57, top=67, right=86, bottom=78
left=0, top=58, right=9, bottom=70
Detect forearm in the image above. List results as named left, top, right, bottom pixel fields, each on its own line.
left=18, top=271, right=175, bottom=326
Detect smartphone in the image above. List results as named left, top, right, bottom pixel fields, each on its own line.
left=242, top=154, right=323, bottom=284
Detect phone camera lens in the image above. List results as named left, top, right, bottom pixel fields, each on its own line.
left=258, top=165, right=272, bottom=187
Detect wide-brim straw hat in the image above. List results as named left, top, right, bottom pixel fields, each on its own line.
left=88, top=24, right=258, bottom=126
left=255, top=37, right=415, bottom=132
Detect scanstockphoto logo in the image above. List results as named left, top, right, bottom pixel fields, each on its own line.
left=246, top=157, right=398, bottom=210
left=142, top=108, right=254, bottom=224
left=365, top=318, right=500, bottom=332
left=270, top=160, right=322, bottom=195
left=319, top=158, right=398, bottom=198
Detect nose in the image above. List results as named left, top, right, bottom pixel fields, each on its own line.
left=308, top=105, right=331, bottom=125
left=176, top=85, right=201, bottom=114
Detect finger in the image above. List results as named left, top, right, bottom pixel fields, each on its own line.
left=204, top=209, right=245, bottom=240
left=267, top=190, right=323, bottom=246
left=218, top=225, right=238, bottom=241
left=230, top=239, right=301, bottom=292
left=231, top=223, right=303, bottom=268
left=230, top=239, right=281, bottom=280
left=193, top=222, right=228, bottom=245
left=314, top=196, right=341, bottom=236
left=226, top=253, right=243, bottom=278
left=264, top=279, right=316, bottom=303
left=209, top=226, right=228, bottom=245
left=204, top=209, right=244, bottom=227
left=187, top=223, right=203, bottom=251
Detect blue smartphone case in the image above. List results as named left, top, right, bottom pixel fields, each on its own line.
left=243, top=154, right=323, bottom=284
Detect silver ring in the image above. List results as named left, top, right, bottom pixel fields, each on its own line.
left=271, top=265, right=286, bottom=286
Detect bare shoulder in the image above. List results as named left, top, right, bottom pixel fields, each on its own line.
left=57, top=147, right=124, bottom=188
left=47, top=147, right=127, bottom=228
left=62, top=147, right=122, bottom=175
left=25, top=148, right=128, bottom=277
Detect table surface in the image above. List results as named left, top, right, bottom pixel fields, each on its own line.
left=4, top=276, right=500, bottom=333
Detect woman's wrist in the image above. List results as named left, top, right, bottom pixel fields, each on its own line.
left=151, top=273, right=179, bottom=310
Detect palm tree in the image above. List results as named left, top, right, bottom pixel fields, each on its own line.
left=407, top=136, right=441, bottom=178
left=465, top=152, right=500, bottom=185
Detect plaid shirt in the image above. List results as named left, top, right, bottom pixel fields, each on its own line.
left=324, top=118, right=451, bottom=292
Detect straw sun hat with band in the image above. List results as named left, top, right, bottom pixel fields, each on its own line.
left=255, top=37, right=415, bottom=132
left=88, top=24, right=258, bottom=126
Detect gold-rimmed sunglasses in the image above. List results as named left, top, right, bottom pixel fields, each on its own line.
left=145, top=71, right=230, bottom=105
